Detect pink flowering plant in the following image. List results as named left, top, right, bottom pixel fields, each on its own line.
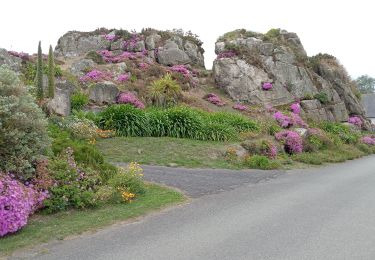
left=117, top=73, right=130, bottom=83
left=217, top=51, right=236, bottom=59
left=275, top=130, right=303, bottom=154
left=117, top=92, right=145, bottom=109
left=138, top=62, right=149, bottom=70
left=290, top=102, right=301, bottom=114
left=273, top=111, right=307, bottom=128
left=360, top=136, right=375, bottom=145
left=204, top=93, right=226, bottom=106
left=0, top=173, right=48, bottom=237
left=104, top=34, right=116, bottom=41
left=262, top=82, right=273, bottom=91
left=348, top=116, right=363, bottom=128
left=232, top=103, right=247, bottom=111
left=79, top=69, right=112, bottom=83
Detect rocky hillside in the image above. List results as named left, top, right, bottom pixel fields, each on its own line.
left=55, top=28, right=205, bottom=67
left=213, top=29, right=367, bottom=125
left=0, top=27, right=370, bottom=129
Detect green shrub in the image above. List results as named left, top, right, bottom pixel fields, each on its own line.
left=314, top=92, right=329, bottom=104
left=48, top=124, right=117, bottom=182
left=320, top=122, right=359, bottom=144
left=71, top=92, right=89, bottom=111
left=263, top=28, right=280, bottom=41
left=149, top=74, right=182, bottom=107
left=99, top=104, right=150, bottom=136
left=243, top=155, right=280, bottom=170
left=147, top=108, right=171, bottom=137
left=99, top=105, right=259, bottom=141
left=166, top=106, right=204, bottom=139
left=43, top=148, right=101, bottom=213
left=203, top=122, right=236, bottom=141
left=303, top=129, right=332, bottom=152
left=208, top=112, right=259, bottom=132
left=0, top=66, right=50, bottom=179
left=85, top=51, right=105, bottom=64
left=292, top=152, right=324, bottom=165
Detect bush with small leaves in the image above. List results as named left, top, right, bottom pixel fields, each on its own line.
left=0, top=66, right=50, bottom=179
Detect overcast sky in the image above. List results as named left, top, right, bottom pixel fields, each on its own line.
left=1, top=0, right=374, bottom=78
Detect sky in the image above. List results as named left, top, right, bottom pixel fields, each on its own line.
left=1, top=0, right=374, bottom=78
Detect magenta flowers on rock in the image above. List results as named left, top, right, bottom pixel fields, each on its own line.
left=273, top=111, right=307, bottom=128
left=79, top=69, right=111, bottom=82
left=117, top=73, right=130, bottom=83
left=275, top=130, right=303, bottom=154
left=205, top=93, right=226, bottom=107
left=217, top=51, right=236, bottom=59
left=262, top=82, right=273, bottom=90
left=290, top=102, right=301, bottom=114
left=232, top=103, right=247, bottom=111
left=105, top=34, right=116, bottom=41
left=360, top=136, right=375, bottom=145
left=117, top=92, right=145, bottom=109
left=348, top=116, right=363, bottom=127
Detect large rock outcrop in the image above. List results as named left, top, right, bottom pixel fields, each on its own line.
left=213, top=29, right=366, bottom=123
left=55, top=28, right=205, bottom=68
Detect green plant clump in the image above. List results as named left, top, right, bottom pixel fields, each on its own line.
left=71, top=92, right=89, bottom=111
left=98, top=105, right=259, bottom=141
left=314, top=92, right=329, bottom=104
left=149, top=74, right=182, bottom=107
left=243, top=155, right=280, bottom=170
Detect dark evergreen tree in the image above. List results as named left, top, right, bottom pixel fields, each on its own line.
left=47, top=45, right=55, bottom=98
left=36, top=41, right=43, bottom=100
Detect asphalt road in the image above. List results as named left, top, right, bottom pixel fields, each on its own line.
left=14, top=155, right=375, bottom=260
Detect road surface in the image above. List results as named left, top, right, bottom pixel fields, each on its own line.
left=13, top=155, right=375, bottom=260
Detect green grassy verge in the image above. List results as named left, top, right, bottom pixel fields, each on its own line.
left=0, top=184, right=185, bottom=256
left=96, top=136, right=239, bottom=169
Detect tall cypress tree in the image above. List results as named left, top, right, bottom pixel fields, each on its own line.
left=47, top=45, right=55, bottom=98
left=36, top=41, right=43, bottom=101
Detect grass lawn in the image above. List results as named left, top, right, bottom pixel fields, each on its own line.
left=0, top=184, right=185, bottom=256
left=96, top=136, right=239, bottom=169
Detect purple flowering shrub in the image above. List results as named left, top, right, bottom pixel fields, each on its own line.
left=290, top=102, right=301, bottom=114
left=275, top=130, right=303, bottom=154
left=117, top=73, right=130, bottom=83
left=123, top=33, right=144, bottom=51
left=104, top=34, right=116, bottom=41
left=79, top=69, right=112, bottom=83
left=262, top=82, right=273, bottom=90
left=232, top=103, right=247, bottom=111
left=361, top=136, right=375, bottom=145
left=138, top=62, right=149, bottom=70
left=217, top=51, right=236, bottom=59
left=117, top=92, right=145, bottom=109
left=273, top=111, right=307, bottom=128
left=0, top=173, right=48, bottom=237
left=204, top=93, right=226, bottom=106
left=348, top=116, right=363, bottom=128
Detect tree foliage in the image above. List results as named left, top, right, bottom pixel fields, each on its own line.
left=355, top=75, right=375, bottom=94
